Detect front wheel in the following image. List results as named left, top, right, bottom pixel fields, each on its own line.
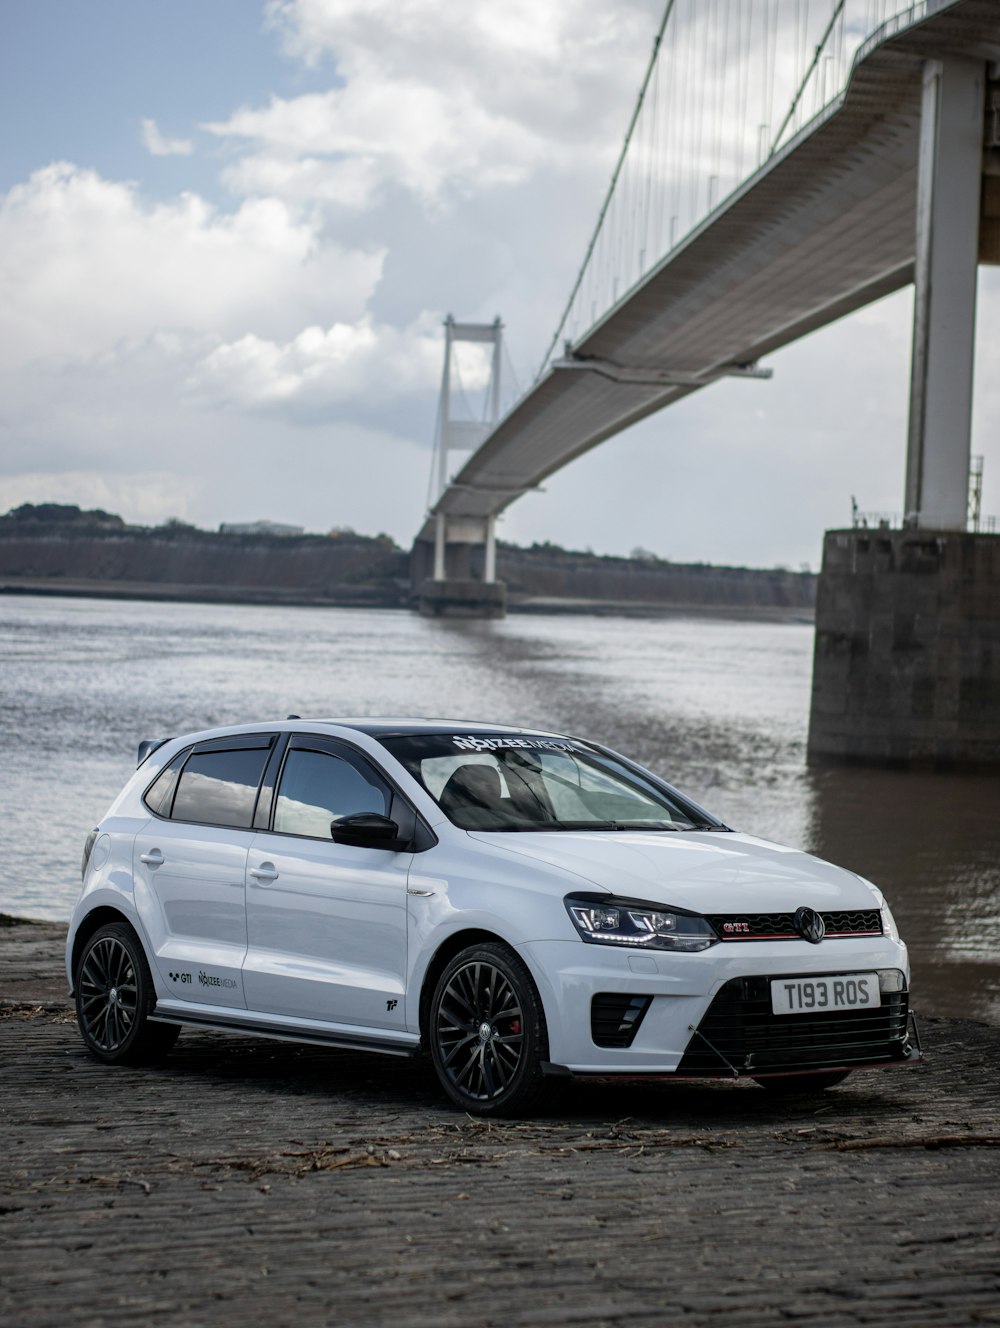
left=429, top=942, right=550, bottom=1117
left=75, top=922, right=180, bottom=1065
left=754, top=1070, right=851, bottom=1094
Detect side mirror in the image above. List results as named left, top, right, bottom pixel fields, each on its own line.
left=330, top=812, right=401, bottom=848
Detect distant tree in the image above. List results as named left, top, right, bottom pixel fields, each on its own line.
left=2, top=502, right=124, bottom=528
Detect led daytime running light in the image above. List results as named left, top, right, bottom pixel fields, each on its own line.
left=566, top=895, right=716, bottom=952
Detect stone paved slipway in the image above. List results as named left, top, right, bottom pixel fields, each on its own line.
left=2, top=917, right=998, bottom=1328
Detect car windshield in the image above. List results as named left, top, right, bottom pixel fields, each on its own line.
left=380, top=733, right=722, bottom=833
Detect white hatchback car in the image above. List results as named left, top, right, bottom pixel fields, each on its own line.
left=69, top=719, right=919, bottom=1114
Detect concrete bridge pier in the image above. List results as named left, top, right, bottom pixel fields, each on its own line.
left=413, top=513, right=506, bottom=618
left=808, top=56, right=1000, bottom=768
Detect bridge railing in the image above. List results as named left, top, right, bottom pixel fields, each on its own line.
left=539, top=0, right=929, bottom=379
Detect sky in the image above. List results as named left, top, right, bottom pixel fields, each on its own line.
left=1, top=0, right=997, bottom=571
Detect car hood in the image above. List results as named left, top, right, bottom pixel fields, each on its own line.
left=468, top=829, right=879, bottom=913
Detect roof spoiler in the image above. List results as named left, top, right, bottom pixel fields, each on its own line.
left=137, top=738, right=169, bottom=768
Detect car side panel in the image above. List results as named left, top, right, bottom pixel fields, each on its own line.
left=243, top=835, right=410, bottom=1029
left=132, top=821, right=250, bottom=1007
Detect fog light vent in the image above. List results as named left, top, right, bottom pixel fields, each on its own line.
left=591, top=994, right=652, bottom=1048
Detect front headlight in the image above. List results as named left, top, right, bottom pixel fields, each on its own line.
left=881, top=901, right=901, bottom=942
left=565, top=893, right=717, bottom=952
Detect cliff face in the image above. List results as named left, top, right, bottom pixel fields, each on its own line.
left=0, top=517, right=815, bottom=615
left=0, top=524, right=409, bottom=606
left=499, top=545, right=815, bottom=612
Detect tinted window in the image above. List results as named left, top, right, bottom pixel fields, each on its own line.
left=274, top=748, right=388, bottom=838
left=143, top=752, right=186, bottom=817
left=171, top=747, right=270, bottom=828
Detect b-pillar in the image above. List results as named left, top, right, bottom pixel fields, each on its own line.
left=808, top=57, right=1000, bottom=767
left=415, top=316, right=507, bottom=617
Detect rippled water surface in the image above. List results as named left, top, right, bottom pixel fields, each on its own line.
left=2, top=594, right=998, bottom=1023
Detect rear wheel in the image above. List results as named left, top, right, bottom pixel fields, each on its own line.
left=430, top=942, right=550, bottom=1117
left=754, top=1070, right=851, bottom=1094
left=75, top=922, right=179, bottom=1065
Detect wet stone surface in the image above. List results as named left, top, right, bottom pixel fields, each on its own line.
left=2, top=919, right=999, bottom=1327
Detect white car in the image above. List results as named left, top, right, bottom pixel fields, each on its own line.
left=68, top=719, right=919, bottom=1115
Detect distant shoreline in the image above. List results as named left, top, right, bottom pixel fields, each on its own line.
left=0, top=506, right=818, bottom=621
left=0, top=576, right=815, bottom=623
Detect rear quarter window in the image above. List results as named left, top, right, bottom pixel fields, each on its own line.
left=142, top=752, right=187, bottom=818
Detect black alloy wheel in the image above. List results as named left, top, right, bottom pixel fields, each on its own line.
left=430, top=941, right=550, bottom=1117
left=75, top=921, right=179, bottom=1065
left=754, top=1069, right=852, bottom=1093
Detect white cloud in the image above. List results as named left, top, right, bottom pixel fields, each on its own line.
left=0, top=157, right=446, bottom=541
left=204, top=0, right=657, bottom=210
left=0, top=163, right=385, bottom=368
left=207, top=84, right=546, bottom=210
left=187, top=314, right=445, bottom=411
left=140, top=118, right=194, bottom=157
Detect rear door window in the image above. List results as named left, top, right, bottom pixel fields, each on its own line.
left=171, top=745, right=271, bottom=828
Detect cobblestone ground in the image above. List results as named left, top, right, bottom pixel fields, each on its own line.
left=2, top=918, right=998, bottom=1327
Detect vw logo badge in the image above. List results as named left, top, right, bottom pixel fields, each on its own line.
left=794, top=906, right=826, bottom=944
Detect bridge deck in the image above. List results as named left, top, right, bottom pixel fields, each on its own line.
left=420, top=0, right=999, bottom=541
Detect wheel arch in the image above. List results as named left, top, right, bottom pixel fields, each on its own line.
left=70, top=906, right=140, bottom=992
left=419, top=928, right=520, bottom=1046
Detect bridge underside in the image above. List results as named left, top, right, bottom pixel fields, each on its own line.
left=417, top=0, right=999, bottom=546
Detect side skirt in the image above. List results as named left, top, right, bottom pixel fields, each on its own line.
left=149, top=1005, right=421, bottom=1059
left=540, top=1057, right=923, bottom=1082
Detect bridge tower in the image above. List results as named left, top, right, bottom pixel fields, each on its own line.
left=808, top=55, right=1000, bottom=768
left=413, top=315, right=507, bottom=617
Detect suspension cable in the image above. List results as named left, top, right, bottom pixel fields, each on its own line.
left=536, top=0, right=678, bottom=380
left=770, top=0, right=847, bottom=155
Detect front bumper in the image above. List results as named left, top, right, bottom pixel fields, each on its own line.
left=523, top=936, right=917, bottom=1077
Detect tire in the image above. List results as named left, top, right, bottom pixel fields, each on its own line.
left=429, top=941, right=551, bottom=1117
left=754, top=1070, right=851, bottom=1094
left=74, top=921, right=180, bottom=1065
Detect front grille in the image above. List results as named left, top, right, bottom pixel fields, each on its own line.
left=677, top=975, right=909, bottom=1076
left=706, top=909, right=883, bottom=941
left=591, top=993, right=652, bottom=1048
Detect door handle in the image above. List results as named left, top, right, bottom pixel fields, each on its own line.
left=249, top=863, right=279, bottom=883
left=139, top=849, right=164, bottom=866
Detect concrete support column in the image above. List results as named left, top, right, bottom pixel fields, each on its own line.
left=484, top=515, right=497, bottom=584
left=416, top=514, right=506, bottom=617
left=433, top=513, right=446, bottom=581
left=807, top=529, right=1000, bottom=768
left=905, top=57, right=985, bottom=529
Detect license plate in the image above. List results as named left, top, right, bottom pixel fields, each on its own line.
left=770, top=973, right=880, bottom=1015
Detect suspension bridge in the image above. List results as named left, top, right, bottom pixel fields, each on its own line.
left=409, top=0, right=993, bottom=770
left=413, top=0, right=1000, bottom=766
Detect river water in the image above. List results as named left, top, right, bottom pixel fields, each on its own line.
left=2, top=593, right=998, bottom=1024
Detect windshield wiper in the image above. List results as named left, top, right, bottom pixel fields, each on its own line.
left=537, top=820, right=683, bottom=832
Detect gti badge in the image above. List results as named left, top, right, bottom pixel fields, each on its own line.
left=794, top=906, right=826, bottom=944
